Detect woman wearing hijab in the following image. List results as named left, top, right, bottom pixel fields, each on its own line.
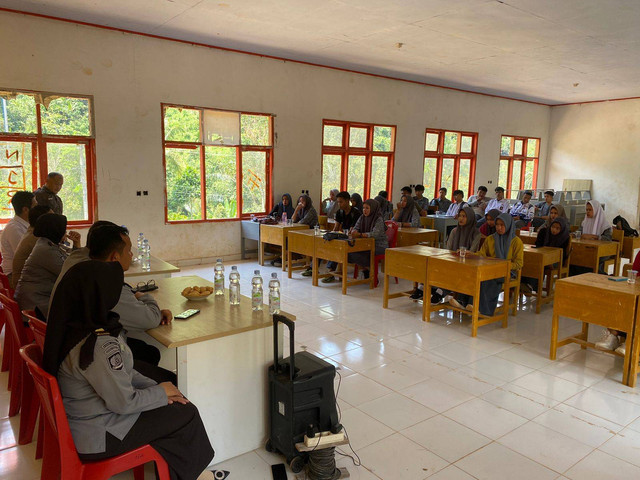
left=374, top=192, right=393, bottom=221
left=579, top=200, right=612, bottom=241
left=348, top=199, right=389, bottom=279
left=392, top=194, right=420, bottom=227
left=324, top=189, right=340, bottom=219
left=14, top=213, right=70, bottom=315
left=44, top=261, right=214, bottom=479
left=350, top=193, right=364, bottom=214
left=521, top=217, right=571, bottom=295
left=479, top=208, right=501, bottom=236
left=269, top=193, right=294, bottom=221
left=450, top=213, right=523, bottom=316
left=292, top=194, right=318, bottom=227
left=536, top=204, right=568, bottom=231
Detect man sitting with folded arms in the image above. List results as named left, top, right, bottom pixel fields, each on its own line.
left=468, top=186, right=491, bottom=220
left=509, top=190, right=537, bottom=228
left=413, top=184, right=430, bottom=217
left=323, top=191, right=361, bottom=284
left=445, top=189, right=467, bottom=218
left=532, top=190, right=554, bottom=229
left=430, top=187, right=452, bottom=213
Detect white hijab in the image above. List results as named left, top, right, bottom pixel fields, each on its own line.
left=581, top=200, right=609, bottom=236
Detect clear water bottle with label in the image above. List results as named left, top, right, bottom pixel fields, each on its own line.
left=137, top=233, right=144, bottom=261
left=281, top=211, right=287, bottom=224
left=229, top=266, right=240, bottom=306
left=269, top=273, right=280, bottom=315
left=142, top=239, right=150, bottom=271
left=214, top=259, right=225, bottom=296
left=251, top=270, right=263, bottom=311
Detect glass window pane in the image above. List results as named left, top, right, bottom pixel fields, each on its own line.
left=510, top=160, right=522, bottom=199
left=241, top=150, right=266, bottom=214
left=41, top=97, right=91, bottom=136
left=45, top=143, right=88, bottom=221
left=373, top=126, right=393, bottom=152
left=423, top=157, right=437, bottom=198
left=524, top=161, right=535, bottom=190
left=443, top=132, right=459, bottom=155
left=458, top=159, right=471, bottom=198
left=526, top=138, right=538, bottom=157
left=165, top=147, right=202, bottom=221
left=0, top=94, right=37, bottom=134
left=0, top=141, right=34, bottom=220
left=460, top=136, right=473, bottom=153
left=323, top=125, right=343, bottom=147
left=164, top=107, right=201, bottom=142
left=241, top=115, right=271, bottom=146
left=514, top=139, right=523, bottom=156
left=440, top=158, right=454, bottom=195
left=425, top=132, right=439, bottom=152
left=347, top=155, right=365, bottom=195
left=370, top=156, right=388, bottom=197
left=203, top=110, right=240, bottom=146
left=205, top=146, right=237, bottom=219
left=498, top=159, right=509, bottom=189
left=500, top=136, right=511, bottom=156
left=349, top=127, right=367, bottom=148
left=321, top=154, right=341, bottom=202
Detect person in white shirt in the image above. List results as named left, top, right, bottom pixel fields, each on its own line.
left=445, top=190, right=467, bottom=218
left=509, top=190, right=536, bottom=228
left=467, top=186, right=491, bottom=220
left=484, top=187, right=510, bottom=215
left=1, top=191, right=36, bottom=282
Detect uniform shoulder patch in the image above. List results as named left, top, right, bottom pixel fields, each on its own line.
left=101, top=339, right=123, bottom=371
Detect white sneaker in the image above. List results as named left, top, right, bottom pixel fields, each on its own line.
left=449, top=297, right=466, bottom=310
left=595, top=331, right=619, bottom=351
left=615, top=342, right=626, bottom=355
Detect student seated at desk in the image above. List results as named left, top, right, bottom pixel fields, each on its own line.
left=484, top=186, right=510, bottom=216
left=532, top=190, right=555, bottom=229
left=520, top=217, right=571, bottom=295
left=535, top=204, right=568, bottom=232
left=411, top=206, right=481, bottom=302
left=570, top=200, right=613, bottom=276
left=509, top=190, right=536, bottom=229
left=348, top=199, right=388, bottom=279
left=323, top=189, right=340, bottom=219
left=430, top=188, right=452, bottom=213
left=445, top=190, right=467, bottom=217
left=268, top=193, right=294, bottom=221
left=468, top=186, right=491, bottom=220
left=350, top=193, right=364, bottom=214
left=413, top=184, right=430, bottom=217
left=375, top=191, right=394, bottom=221
left=323, top=191, right=361, bottom=283
left=11, top=205, right=55, bottom=288
left=449, top=213, right=524, bottom=316
left=393, top=195, right=420, bottom=227
left=479, top=209, right=500, bottom=236
left=44, top=261, right=214, bottom=479
left=292, top=194, right=318, bottom=227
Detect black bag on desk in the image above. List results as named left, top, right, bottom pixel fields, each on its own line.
left=322, top=232, right=348, bottom=241
left=613, top=215, right=639, bottom=237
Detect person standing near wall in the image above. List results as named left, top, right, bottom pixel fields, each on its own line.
left=34, top=172, right=64, bottom=215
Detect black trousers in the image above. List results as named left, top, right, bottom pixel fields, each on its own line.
left=127, top=337, right=177, bottom=385
left=79, top=403, right=214, bottom=480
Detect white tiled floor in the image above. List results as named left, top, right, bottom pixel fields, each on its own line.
left=3, top=258, right=640, bottom=479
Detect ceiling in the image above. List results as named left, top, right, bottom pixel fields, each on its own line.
left=3, top=0, right=640, bottom=104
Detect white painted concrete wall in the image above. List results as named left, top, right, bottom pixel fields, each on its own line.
left=0, top=11, right=551, bottom=262
left=546, top=99, right=640, bottom=227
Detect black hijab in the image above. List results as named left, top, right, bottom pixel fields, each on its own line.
left=351, top=193, right=364, bottom=213
left=398, top=195, right=416, bottom=224
left=449, top=206, right=480, bottom=251
left=43, top=261, right=124, bottom=375
left=34, top=213, right=67, bottom=244
left=484, top=208, right=501, bottom=235
left=279, top=194, right=294, bottom=219
left=360, top=199, right=385, bottom=233
left=542, top=217, right=570, bottom=248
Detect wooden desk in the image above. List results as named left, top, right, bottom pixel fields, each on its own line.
left=259, top=223, right=308, bottom=270
left=623, top=236, right=640, bottom=261
left=520, top=245, right=563, bottom=313
left=240, top=220, right=260, bottom=259
left=426, top=215, right=458, bottom=243
left=396, top=228, right=439, bottom=247
left=383, top=246, right=450, bottom=316
left=425, top=254, right=511, bottom=336
left=287, top=229, right=317, bottom=278
left=147, top=276, right=295, bottom=464
left=125, top=255, right=180, bottom=280
left=314, top=236, right=375, bottom=295
left=551, top=273, right=640, bottom=386
left=517, top=230, right=537, bottom=245
left=570, top=238, right=620, bottom=274
left=420, top=217, right=435, bottom=229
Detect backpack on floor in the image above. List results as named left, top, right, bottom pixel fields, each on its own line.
left=613, top=215, right=639, bottom=237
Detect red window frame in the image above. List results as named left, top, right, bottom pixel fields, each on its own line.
left=423, top=129, right=477, bottom=199
left=499, top=135, right=540, bottom=199
left=0, top=91, right=97, bottom=227
left=321, top=119, right=396, bottom=203
left=161, top=103, right=274, bottom=224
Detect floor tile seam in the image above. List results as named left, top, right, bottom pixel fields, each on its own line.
left=558, top=390, right=640, bottom=428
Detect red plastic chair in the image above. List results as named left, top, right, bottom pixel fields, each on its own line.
left=24, top=310, right=46, bottom=351
left=354, top=221, right=399, bottom=288
left=0, top=273, right=13, bottom=374
left=19, top=344, right=171, bottom=480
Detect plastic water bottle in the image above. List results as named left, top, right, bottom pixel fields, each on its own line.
left=214, top=259, right=225, bottom=296
left=269, top=273, right=281, bottom=315
left=142, top=239, right=150, bottom=271
left=281, top=212, right=287, bottom=224
left=229, top=266, right=240, bottom=306
left=251, top=270, right=263, bottom=311
left=137, top=233, right=144, bottom=261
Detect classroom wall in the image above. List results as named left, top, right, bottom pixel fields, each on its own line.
left=546, top=99, right=640, bottom=226
left=0, top=11, right=551, bottom=262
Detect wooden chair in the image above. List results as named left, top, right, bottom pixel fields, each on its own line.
left=504, top=267, right=522, bottom=317
left=353, top=222, right=399, bottom=288
left=605, top=229, right=624, bottom=275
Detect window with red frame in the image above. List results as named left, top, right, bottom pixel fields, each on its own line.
left=498, top=135, right=540, bottom=199
left=0, top=90, right=96, bottom=225
left=423, top=129, right=477, bottom=200
left=162, top=104, right=273, bottom=222
left=321, top=120, right=395, bottom=204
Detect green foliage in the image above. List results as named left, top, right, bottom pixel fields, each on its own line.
left=373, top=126, right=392, bottom=152
left=526, top=138, right=538, bottom=157
left=347, top=155, right=365, bottom=195
left=0, top=94, right=37, bottom=134
left=500, top=136, right=512, bottom=156
left=441, top=158, right=454, bottom=194
left=423, top=157, right=437, bottom=197
left=348, top=127, right=367, bottom=148
left=443, top=131, right=459, bottom=154
left=165, top=148, right=202, bottom=221
left=241, top=115, right=271, bottom=146
left=425, top=132, right=438, bottom=151
left=41, top=97, right=91, bottom=136
left=321, top=154, right=341, bottom=201
left=370, top=156, right=388, bottom=197
left=47, top=143, right=88, bottom=221
left=241, top=150, right=266, bottom=214
left=205, top=146, right=237, bottom=219
left=164, top=107, right=201, bottom=142
left=323, top=125, right=343, bottom=147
